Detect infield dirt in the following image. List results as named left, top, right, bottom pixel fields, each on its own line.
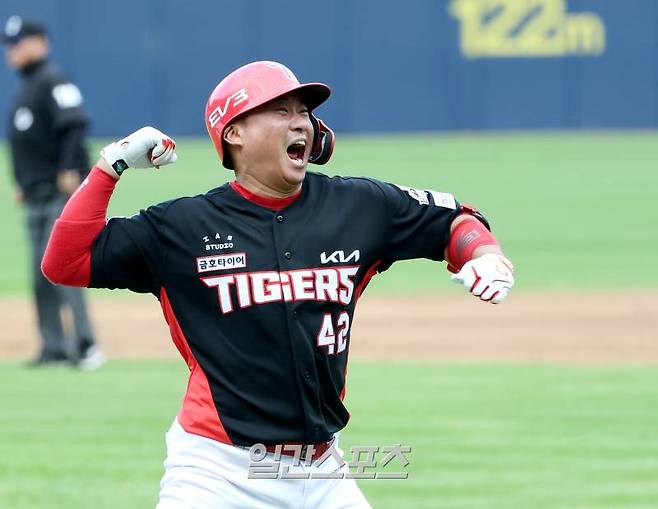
left=1, top=292, right=656, bottom=363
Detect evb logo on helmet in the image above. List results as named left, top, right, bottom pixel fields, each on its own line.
left=208, top=89, right=249, bottom=128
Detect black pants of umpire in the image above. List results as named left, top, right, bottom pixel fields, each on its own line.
left=26, top=195, right=96, bottom=359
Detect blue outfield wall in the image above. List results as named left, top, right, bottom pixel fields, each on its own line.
left=1, top=0, right=657, bottom=137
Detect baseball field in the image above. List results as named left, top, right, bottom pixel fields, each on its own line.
left=1, top=132, right=657, bottom=508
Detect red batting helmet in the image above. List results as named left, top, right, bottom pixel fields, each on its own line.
left=205, top=61, right=335, bottom=169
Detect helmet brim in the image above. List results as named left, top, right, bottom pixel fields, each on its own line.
left=294, top=82, right=331, bottom=111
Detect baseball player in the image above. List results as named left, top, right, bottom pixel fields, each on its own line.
left=41, top=61, right=514, bottom=508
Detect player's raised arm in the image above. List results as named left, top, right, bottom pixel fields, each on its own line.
left=372, top=181, right=514, bottom=304
left=445, top=211, right=515, bottom=304
left=41, top=127, right=178, bottom=287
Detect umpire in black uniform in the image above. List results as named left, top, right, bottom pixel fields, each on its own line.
left=3, top=16, right=104, bottom=369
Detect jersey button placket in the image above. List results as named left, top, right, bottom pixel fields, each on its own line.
left=274, top=209, right=314, bottom=436
left=273, top=214, right=292, bottom=262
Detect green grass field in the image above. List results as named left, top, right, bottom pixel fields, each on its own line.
left=1, top=132, right=657, bottom=508
left=1, top=360, right=657, bottom=509
left=2, top=132, right=658, bottom=295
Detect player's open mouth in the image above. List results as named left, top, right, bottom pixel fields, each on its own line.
left=286, top=140, right=306, bottom=165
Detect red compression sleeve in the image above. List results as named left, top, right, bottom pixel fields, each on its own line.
left=41, top=167, right=118, bottom=286
left=446, top=215, right=499, bottom=273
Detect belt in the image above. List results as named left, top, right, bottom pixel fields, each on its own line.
left=264, top=439, right=334, bottom=462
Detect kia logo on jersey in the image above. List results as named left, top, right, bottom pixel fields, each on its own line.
left=320, top=250, right=360, bottom=264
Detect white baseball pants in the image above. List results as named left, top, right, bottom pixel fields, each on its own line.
left=156, top=418, right=372, bottom=509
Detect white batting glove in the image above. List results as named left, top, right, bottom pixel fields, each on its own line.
left=451, top=253, right=515, bottom=304
left=100, top=126, right=178, bottom=175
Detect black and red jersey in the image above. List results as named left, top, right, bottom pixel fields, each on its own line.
left=89, top=172, right=461, bottom=446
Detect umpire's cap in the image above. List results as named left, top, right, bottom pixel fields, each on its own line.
left=3, top=16, right=47, bottom=45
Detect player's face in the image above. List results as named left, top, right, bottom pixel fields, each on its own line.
left=236, top=93, right=314, bottom=192
left=4, top=35, right=48, bottom=70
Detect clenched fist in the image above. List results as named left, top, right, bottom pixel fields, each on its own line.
left=451, top=253, right=514, bottom=304
left=100, top=126, right=178, bottom=175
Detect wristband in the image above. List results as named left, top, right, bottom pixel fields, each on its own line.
left=446, top=216, right=499, bottom=273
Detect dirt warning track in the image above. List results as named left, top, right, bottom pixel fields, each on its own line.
left=2, top=292, right=657, bottom=363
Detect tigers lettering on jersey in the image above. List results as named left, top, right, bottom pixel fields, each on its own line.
left=201, top=266, right=359, bottom=314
